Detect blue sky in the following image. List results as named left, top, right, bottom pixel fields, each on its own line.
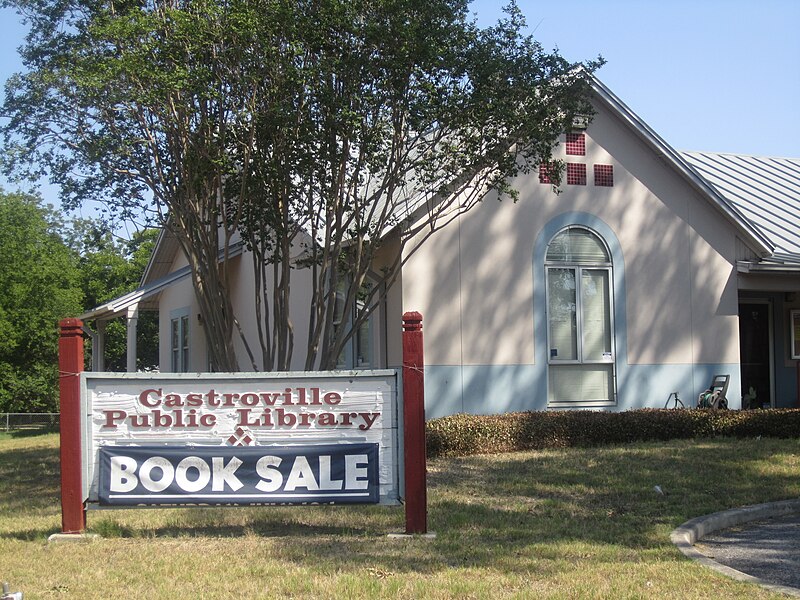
left=0, top=0, right=798, bottom=207
left=470, top=0, right=800, bottom=158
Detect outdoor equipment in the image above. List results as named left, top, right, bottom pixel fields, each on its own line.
left=697, top=375, right=730, bottom=409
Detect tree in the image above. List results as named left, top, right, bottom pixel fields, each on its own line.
left=69, top=222, right=159, bottom=371
left=3, top=0, right=265, bottom=371
left=0, top=191, right=83, bottom=412
left=2, top=0, right=600, bottom=371
left=239, top=2, right=600, bottom=369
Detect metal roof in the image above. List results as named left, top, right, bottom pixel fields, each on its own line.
left=681, top=151, right=800, bottom=266
left=79, top=265, right=191, bottom=321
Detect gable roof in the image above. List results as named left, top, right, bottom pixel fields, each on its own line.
left=79, top=227, right=188, bottom=321
left=586, top=74, right=775, bottom=259
left=78, top=264, right=191, bottom=321
left=681, top=151, right=800, bottom=269
left=81, top=229, right=245, bottom=322
left=137, top=74, right=780, bottom=282
left=86, top=74, right=794, bottom=323
left=141, top=227, right=182, bottom=284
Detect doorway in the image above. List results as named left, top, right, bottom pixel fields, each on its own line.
left=738, top=301, right=773, bottom=409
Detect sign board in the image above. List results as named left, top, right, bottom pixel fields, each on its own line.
left=80, top=371, right=401, bottom=507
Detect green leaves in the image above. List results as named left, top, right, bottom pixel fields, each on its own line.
left=0, top=191, right=82, bottom=411
left=2, top=0, right=601, bottom=372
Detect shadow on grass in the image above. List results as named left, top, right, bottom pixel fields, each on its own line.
left=2, top=437, right=799, bottom=578
left=88, top=439, right=800, bottom=577
left=0, top=444, right=61, bottom=513
left=270, top=438, right=800, bottom=574
left=0, top=507, right=392, bottom=542
left=87, top=504, right=393, bottom=539
left=6, top=427, right=59, bottom=439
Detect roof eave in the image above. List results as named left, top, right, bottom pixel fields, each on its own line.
left=586, top=74, right=775, bottom=259
left=79, top=265, right=192, bottom=321
left=737, top=260, right=800, bottom=274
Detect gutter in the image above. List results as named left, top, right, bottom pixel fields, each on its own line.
left=737, top=261, right=800, bottom=274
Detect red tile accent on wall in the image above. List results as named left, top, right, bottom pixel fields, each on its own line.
left=539, top=163, right=555, bottom=184
left=594, top=164, right=614, bottom=187
left=566, top=133, right=586, bottom=156
left=566, top=163, right=586, bottom=185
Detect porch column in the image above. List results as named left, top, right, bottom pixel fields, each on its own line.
left=402, top=311, right=427, bottom=534
left=94, top=320, right=106, bottom=372
left=126, top=305, right=139, bottom=373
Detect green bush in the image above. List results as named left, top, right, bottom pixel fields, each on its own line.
left=425, top=408, right=800, bottom=458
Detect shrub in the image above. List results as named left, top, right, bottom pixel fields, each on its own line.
left=425, top=408, right=800, bottom=458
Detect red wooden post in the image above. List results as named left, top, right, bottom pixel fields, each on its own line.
left=58, top=318, right=86, bottom=533
left=402, top=311, right=427, bottom=534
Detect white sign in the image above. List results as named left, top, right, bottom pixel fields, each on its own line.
left=80, top=371, right=401, bottom=506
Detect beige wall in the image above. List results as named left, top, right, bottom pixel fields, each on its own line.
left=159, top=233, right=388, bottom=373
left=157, top=251, right=206, bottom=371
left=155, top=95, right=753, bottom=381
left=402, top=96, right=746, bottom=369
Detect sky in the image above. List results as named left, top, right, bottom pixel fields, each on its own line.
left=0, top=0, right=798, bottom=210
left=469, top=0, right=800, bottom=158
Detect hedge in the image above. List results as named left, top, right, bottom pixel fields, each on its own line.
left=425, top=408, right=800, bottom=458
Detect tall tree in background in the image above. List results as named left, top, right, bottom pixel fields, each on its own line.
left=3, top=0, right=264, bottom=371
left=0, top=191, right=82, bottom=412
left=2, top=0, right=600, bottom=371
left=69, top=222, right=159, bottom=371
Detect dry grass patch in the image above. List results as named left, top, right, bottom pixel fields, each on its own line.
left=1, top=433, right=798, bottom=598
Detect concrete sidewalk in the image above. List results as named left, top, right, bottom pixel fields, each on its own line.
left=671, top=499, right=800, bottom=597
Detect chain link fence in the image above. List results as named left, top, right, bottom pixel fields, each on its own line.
left=1, top=413, right=60, bottom=432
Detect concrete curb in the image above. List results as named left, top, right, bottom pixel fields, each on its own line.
left=671, top=498, right=800, bottom=597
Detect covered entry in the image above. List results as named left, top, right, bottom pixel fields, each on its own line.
left=683, top=151, right=800, bottom=409
left=738, top=290, right=800, bottom=409
left=738, top=300, right=773, bottom=408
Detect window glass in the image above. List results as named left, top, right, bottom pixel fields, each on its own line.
left=581, top=270, right=611, bottom=360
left=170, top=314, right=189, bottom=373
left=334, top=277, right=375, bottom=369
left=546, top=228, right=614, bottom=405
left=547, top=228, right=610, bottom=264
left=181, top=315, right=189, bottom=373
left=550, top=365, right=613, bottom=403
left=792, top=310, right=800, bottom=359
left=171, top=319, right=180, bottom=372
left=547, top=268, right=577, bottom=361
left=356, top=320, right=371, bottom=367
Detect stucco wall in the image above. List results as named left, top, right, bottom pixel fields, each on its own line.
left=401, top=97, right=746, bottom=416
left=157, top=251, right=206, bottom=371
left=159, top=234, right=393, bottom=374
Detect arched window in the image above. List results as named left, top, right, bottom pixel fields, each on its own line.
left=546, top=227, right=615, bottom=405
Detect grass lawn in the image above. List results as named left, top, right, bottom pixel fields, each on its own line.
left=1, top=432, right=798, bottom=599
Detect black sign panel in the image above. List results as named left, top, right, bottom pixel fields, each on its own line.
left=98, top=444, right=379, bottom=506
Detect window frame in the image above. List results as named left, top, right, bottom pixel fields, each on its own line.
left=546, top=265, right=614, bottom=366
left=545, top=227, right=617, bottom=407
left=791, top=309, right=800, bottom=360
left=334, top=275, right=380, bottom=370
left=170, top=309, right=190, bottom=373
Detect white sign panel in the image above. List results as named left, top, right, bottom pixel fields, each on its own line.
left=80, top=371, right=401, bottom=507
